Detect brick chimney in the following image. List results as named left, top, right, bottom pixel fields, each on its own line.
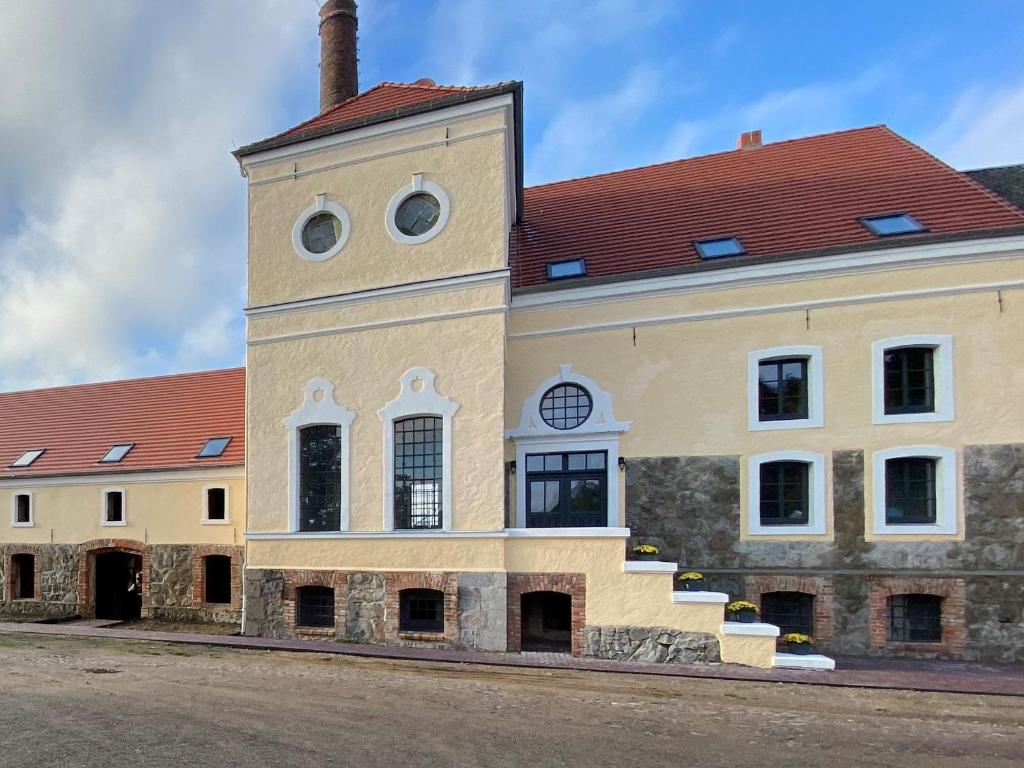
left=319, top=0, right=358, bottom=112
left=737, top=130, right=762, bottom=150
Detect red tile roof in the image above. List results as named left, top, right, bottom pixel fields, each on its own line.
left=0, top=368, right=245, bottom=479
left=510, top=126, right=1024, bottom=289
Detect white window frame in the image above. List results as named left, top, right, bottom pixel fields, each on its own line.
left=747, top=346, right=824, bottom=431
left=11, top=491, right=33, bottom=528
left=379, top=367, right=458, bottom=532
left=384, top=174, right=451, bottom=245
left=202, top=485, right=231, bottom=525
left=292, top=194, right=352, bottom=262
left=507, top=365, right=632, bottom=530
left=871, top=446, right=958, bottom=536
left=746, top=451, right=828, bottom=536
left=871, top=335, right=954, bottom=424
left=284, top=378, right=356, bottom=533
left=101, top=487, right=127, bottom=527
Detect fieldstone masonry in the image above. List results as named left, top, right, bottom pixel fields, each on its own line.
left=585, top=626, right=720, bottom=664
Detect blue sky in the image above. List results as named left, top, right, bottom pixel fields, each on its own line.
left=1, top=1, right=1022, bottom=391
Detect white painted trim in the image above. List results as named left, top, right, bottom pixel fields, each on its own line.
left=0, top=467, right=244, bottom=489
left=746, top=451, right=828, bottom=536
left=101, top=487, right=127, bottom=527
left=722, top=621, right=780, bottom=637
left=673, top=591, right=729, bottom=604
left=291, top=194, right=352, bottom=262
left=871, top=446, right=959, bottom=536
left=246, top=529, right=507, bottom=541
left=773, top=653, right=835, bottom=670
left=871, top=335, right=955, bottom=424
left=511, top=235, right=1024, bottom=311
left=284, top=379, right=356, bottom=533
left=509, top=279, right=1024, bottom=340
left=245, top=269, right=510, bottom=318
left=747, top=346, right=824, bottom=431
left=507, top=364, right=632, bottom=439
left=201, top=484, right=231, bottom=525
left=384, top=174, right=451, bottom=245
left=505, top=526, right=630, bottom=539
left=623, top=561, right=678, bottom=573
left=10, top=490, right=33, bottom=528
left=378, top=368, right=458, bottom=531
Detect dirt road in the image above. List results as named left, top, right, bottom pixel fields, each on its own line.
left=0, top=634, right=1021, bottom=767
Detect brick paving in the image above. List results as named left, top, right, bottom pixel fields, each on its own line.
left=1, top=620, right=1022, bottom=696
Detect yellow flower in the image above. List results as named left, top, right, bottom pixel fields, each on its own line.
left=632, top=544, right=659, bottom=554
left=727, top=600, right=758, bottom=613
left=782, top=633, right=813, bottom=644
left=678, top=571, right=704, bottom=581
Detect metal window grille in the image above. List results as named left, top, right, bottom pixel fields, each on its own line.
left=759, top=461, right=810, bottom=526
left=296, top=586, right=335, bottom=628
left=888, top=594, right=942, bottom=643
left=757, top=358, right=809, bottom=420
left=299, top=425, right=342, bottom=532
left=883, top=347, right=935, bottom=414
left=394, top=417, right=443, bottom=529
left=539, top=384, right=593, bottom=430
left=761, top=591, right=814, bottom=637
left=885, top=457, right=937, bottom=524
left=399, top=589, right=444, bottom=633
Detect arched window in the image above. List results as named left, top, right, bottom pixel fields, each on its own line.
left=399, top=588, right=444, bottom=633
left=296, top=586, right=335, bottom=628
left=393, top=417, right=443, bottom=530
left=203, top=555, right=232, bottom=605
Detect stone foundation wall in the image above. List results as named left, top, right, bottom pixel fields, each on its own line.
left=625, top=444, right=1024, bottom=662
left=585, top=626, right=720, bottom=664
left=0, top=544, right=79, bottom=619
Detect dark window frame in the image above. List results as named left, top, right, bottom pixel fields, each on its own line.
left=860, top=213, right=927, bottom=237
left=883, top=346, right=935, bottom=415
left=758, top=461, right=810, bottom=526
left=206, top=487, right=227, bottom=521
left=888, top=593, right=942, bottom=643
left=539, top=383, right=593, bottom=430
left=393, top=416, right=443, bottom=530
left=296, top=585, right=335, bottom=628
left=298, top=424, right=343, bottom=532
left=546, top=258, right=587, bottom=280
left=757, top=357, right=809, bottom=421
left=14, top=493, right=32, bottom=524
left=395, top=193, right=441, bottom=237
left=10, top=449, right=45, bottom=468
left=885, top=457, right=937, bottom=525
left=525, top=450, right=608, bottom=528
left=203, top=555, right=232, bottom=605
left=196, top=437, right=232, bottom=459
left=399, top=588, right=445, bottom=633
left=694, top=236, right=746, bottom=259
left=99, top=443, right=134, bottom=464
left=104, top=490, right=124, bottom=523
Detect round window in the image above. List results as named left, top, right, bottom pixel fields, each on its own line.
left=301, top=212, right=343, bottom=255
left=539, top=384, right=593, bottom=430
left=395, top=193, right=441, bottom=237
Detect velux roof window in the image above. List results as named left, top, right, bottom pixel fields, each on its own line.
left=10, top=449, right=45, bottom=468
left=860, top=214, right=926, bottom=237
left=197, top=437, right=232, bottom=459
left=695, top=237, right=745, bottom=259
left=546, top=258, right=587, bottom=280
left=99, top=443, right=134, bottom=464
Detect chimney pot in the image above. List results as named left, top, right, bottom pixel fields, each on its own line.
left=319, top=0, right=359, bottom=113
left=737, top=129, right=762, bottom=150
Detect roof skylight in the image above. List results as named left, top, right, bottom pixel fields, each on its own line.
left=99, top=443, right=134, bottom=464
left=197, top=437, right=232, bottom=459
left=10, top=449, right=45, bottom=468
left=695, top=237, right=745, bottom=259
left=860, top=214, right=926, bottom=237
left=546, top=258, right=587, bottom=280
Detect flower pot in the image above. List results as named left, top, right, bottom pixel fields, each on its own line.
left=681, top=579, right=705, bottom=592
left=787, top=641, right=812, bottom=655
left=732, top=608, right=758, bottom=623
left=634, top=552, right=659, bottom=562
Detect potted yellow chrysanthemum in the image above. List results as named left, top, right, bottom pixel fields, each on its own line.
left=782, top=633, right=813, bottom=655
left=631, top=544, right=660, bottom=562
left=727, top=600, right=759, bottom=623
left=677, top=571, right=705, bottom=592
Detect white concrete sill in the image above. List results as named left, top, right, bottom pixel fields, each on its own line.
left=622, top=561, right=678, bottom=574
left=672, top=591, right=729, bottom=604
left=721, top=621, right=780, bottom=637
left=507, top=527, right=631, bottom=539
left=773, top=653, right=836, bottom=671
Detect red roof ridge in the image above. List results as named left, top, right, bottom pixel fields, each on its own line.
left=525, top=124, right=890, bottom=192
left=0, top=366, right=244, bottom=399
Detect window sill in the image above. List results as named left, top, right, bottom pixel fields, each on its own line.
left=101, top=520, right=127, bottom=527
left=872, top=412, right=954, bottom=425
left=748, top=417, right=823, bottom=432
left=10, top=522, right=34, bottom=528
left=201, top=518, right=232, bottom=525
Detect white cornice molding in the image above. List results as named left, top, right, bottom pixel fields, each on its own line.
left=245, top=526, right=631, bottom=541
left=0, top=466, right=244, bottom=489
left=511, top=235, right=1024, bottom=312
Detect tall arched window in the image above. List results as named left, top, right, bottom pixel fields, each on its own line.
left=393, top=416, right=443, bottom=529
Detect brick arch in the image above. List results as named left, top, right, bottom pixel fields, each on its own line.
left=77, top=539, right=149, bottom=619
left=507, top=573, right=586, bottom=656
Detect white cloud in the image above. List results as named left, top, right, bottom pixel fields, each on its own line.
left=924, top=81, right=1024, bottom=170
left=0, top=2, right=309, bottom=391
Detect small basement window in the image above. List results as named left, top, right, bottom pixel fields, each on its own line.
left=296, top=586, right=335, bottom=628
left=399, top=589, right=445, bottom=633
left=860, top=214, right=926, bottom=237
left=11, top=554, right=35, bottom=600
left=203, top=555, right=232, bottom=605
left=13, top=493, right=32, bottom=526
left=197, top=437, right=231, bottom=459
left=695, top=237, right=745, bottom=259
left=888, top=594, right=942, bottom=643
left=99, top=443, right=134, bottom=464
left=205, top=487, right=227, bottom=522
left=546, top=259, right=587, bottom=280
left=10, top=449, right=44, bottom=468
left=103, top=489, right=125, bottom=525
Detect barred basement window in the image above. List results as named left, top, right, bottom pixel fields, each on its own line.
left=761, top=591, right=814, bottom=637
left=539, top=384, right=593, bottom=430
left=393, top=416, right=443, bottom=530
left=299, top=425, right=342, bottom=532
left=885, top=457, right=937, bottom=525
left=11, top=554, right=34, bottom=600
left=203, top=555, right=232, bottom=605
left=888, top=594, right=942, bottom=643
left=399, top=589, right=444, bottom=633
left=296, top=586, right=335, bottom=628
left=884, top=347, right=935, bottom=414
left=759, top=461, right=810, bottom=526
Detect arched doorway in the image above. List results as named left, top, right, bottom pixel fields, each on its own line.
left=94, top=551, right=143, bottom=621
left=520, top=591, right=572, bottom=653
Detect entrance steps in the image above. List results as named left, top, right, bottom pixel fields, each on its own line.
left=773, top=653, right=836, bottom=671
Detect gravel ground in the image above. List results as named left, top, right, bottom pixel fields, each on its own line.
left=1, top=634, right=1022, bottom=768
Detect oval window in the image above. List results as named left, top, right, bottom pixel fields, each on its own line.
left=395, top=193, right=441, bottom=237
left=301, top=212, right=343, bottom=255
left=539, top=384, right=593, bottom=430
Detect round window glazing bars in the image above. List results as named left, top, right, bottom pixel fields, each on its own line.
left=539, top=384, right=593, bottom=430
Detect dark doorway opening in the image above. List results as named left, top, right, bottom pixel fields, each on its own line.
left=204, top=555, right=232, bottom=605
left=521, top=591, right=572, bottom=653
left=94, top=551, right=142, bottom=621
left=11, top=554, right=35, bottom=600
